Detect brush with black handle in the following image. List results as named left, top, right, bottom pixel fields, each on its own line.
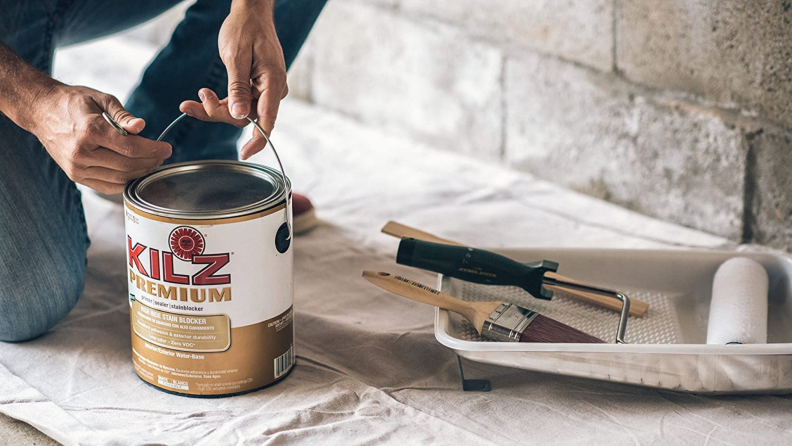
left=362, top=271, right=605, bottom=343
left=397, top=237, right=559, bottom=300
left=394, top=237, right=632, bottom=343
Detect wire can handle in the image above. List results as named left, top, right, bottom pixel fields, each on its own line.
left=156, top=113, right=292, bottom=239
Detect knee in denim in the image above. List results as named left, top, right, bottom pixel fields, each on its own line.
left=0, top=266, right=84, bottom=342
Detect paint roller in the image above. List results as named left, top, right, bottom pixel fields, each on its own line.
left=706, top=257, right=769, bottom=345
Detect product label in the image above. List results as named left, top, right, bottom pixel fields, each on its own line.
left=131, top=299, right=231, bottom=352
left=125, top=204, right=294, bottom=395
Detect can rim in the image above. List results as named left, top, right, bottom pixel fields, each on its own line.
left=123, top=160, right=290, bottom=220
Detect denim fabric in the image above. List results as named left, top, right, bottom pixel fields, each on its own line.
left=0, top=0, right=326, bottom=341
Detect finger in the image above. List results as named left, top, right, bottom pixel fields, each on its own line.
left=79, top=178, right=127, bottom=195
left=89, top=147, right=165, bottom=172
left=80, top=166, right=155, bottom=184
left=182, top=99, right=257, bottom=121
left=199, top=88, right=223, bottom=117
left=254, top=72, right=286, bottom=136
left=89, top=115, right=172, bottom=159
left=220, top=96, right=258, bottom=120
left=102, top=95, right=145, bottom=135
left=98, top=134, right=172, bottom=160
left=183, top=92, right=252, bottom=127
left=200, top=89, right=249, bottom=125
left=180, top=100, right=211, bottom=121
left=239, top=127, right=268, bottom=160
left=223, top=49, right=253, bottom=119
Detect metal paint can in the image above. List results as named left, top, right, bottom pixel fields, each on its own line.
left=123, top=160, right=294, bottom=396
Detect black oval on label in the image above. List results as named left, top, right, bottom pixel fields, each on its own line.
left=275, top=222, right=291, bottom=253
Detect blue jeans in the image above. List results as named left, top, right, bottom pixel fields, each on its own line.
left=0, top=0, right=326, bottom=342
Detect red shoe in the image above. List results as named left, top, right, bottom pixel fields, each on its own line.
left=292, top=193, right=318, bottom=235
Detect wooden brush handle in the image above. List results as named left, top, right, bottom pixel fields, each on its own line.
left=382, top=221, right=464, bottom=246
left=361, top=271, right=501, bottom=333
left=543, top=281, right=649, bottom=315
left=381, top=221, right=647, bottom=317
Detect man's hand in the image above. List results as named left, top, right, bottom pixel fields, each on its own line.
left=31, top=85, right=172, bottom=194
left=179, top=0, right=288, bottom=160
left=0, top=44, right=171, bottom=194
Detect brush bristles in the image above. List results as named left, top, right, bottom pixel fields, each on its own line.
left=519, top=314, right=605, bottom=343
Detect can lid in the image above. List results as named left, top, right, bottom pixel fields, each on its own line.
left=124, top=160, right=288, bottom=219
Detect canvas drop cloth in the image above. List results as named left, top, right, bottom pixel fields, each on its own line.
left=2, top=101, right=792, bottom=446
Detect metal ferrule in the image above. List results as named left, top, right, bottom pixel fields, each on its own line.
left=483, top=303, right=538, bottom=342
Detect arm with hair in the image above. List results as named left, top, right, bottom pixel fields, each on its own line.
left=0, top=43, right=172, bottom=193
left=0, top=43, right=61, bottom=132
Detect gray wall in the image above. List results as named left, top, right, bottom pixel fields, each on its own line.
left=289, top=0, right=792, bottom=250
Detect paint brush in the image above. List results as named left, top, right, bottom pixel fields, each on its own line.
left=362, top=271, right=605, bottom=343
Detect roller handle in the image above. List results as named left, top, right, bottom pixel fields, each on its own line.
left=396, top=238, right=558, bottom=300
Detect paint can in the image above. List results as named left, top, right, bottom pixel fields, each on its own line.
left=123, top=140, right=294, bottom=395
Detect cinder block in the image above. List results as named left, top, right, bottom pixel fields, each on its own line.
left=749, top=131, right=792, bottom=251
left=618, top=0, right=792, bottom=127
left=400, top=0, right=613, bottom=72
left=311, top=0, right=503, bottom=159
left=505, top=52, right=746, bottom=239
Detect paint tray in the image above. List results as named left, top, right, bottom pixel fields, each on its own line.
left=435, top=248, right=792, bottom=394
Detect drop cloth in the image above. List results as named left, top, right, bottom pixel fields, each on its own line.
left=2, top=100, right=792, bottom=445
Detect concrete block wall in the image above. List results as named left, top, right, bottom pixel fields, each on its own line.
left=291, top=0, right=792, bottom=250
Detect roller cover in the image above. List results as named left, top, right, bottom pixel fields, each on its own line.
left=706, top=257, right=769, bottom=345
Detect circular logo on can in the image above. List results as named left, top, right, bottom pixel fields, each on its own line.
left=275, top=222, right=291, bottom=254
left=169, top=226, right=205, bottom=261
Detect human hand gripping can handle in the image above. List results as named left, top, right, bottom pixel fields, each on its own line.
left=102, top=112, right=129, bottom=136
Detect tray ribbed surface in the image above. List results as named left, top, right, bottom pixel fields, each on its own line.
left=453, top=281, right=683, bottom=344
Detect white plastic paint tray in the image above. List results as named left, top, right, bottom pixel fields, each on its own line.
left=435, top=248, right=792, bottom=394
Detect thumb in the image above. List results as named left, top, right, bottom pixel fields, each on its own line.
left=225, top=50, right=253, bottom=119
left=105, top=96, right=145, bottom=135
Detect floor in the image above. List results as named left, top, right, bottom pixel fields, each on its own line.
left=0, top=414, right=59, bottom=446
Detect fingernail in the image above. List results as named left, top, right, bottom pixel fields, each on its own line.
left=232, top=103, right=247, bottom=119
left=198, top=91, right=205, bottom=101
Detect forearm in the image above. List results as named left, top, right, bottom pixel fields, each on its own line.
left=230, top=0, right=275, bottom=16
left=229, top=0, right=276, bottom=34
left=0, top=44, right=62, bottom=133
